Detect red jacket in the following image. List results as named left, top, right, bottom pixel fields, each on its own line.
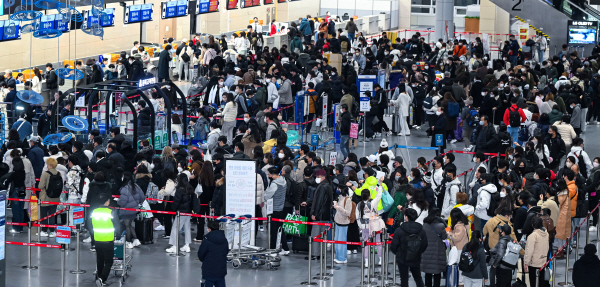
left=270, top=24, right=277, bottom=36
left=503, top=104, right=526, bottom=127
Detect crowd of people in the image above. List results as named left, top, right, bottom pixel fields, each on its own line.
left=4, top=13, right=600, bottom=287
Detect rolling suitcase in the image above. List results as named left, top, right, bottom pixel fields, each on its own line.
left=135, top=217, right=154, bottom=245
left=291, top=206, right=312, bottom=253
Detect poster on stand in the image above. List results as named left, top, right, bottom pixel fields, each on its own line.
left=225, top=159, right=257, bottom=245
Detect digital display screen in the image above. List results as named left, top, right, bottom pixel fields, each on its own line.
left=226, top=0, right=238, bottom=9
left=41, top=15, right=56, bottom=30
left=176, top=0, right=187, bottom=16
left=55, top=14, right=70, bottom=32
left=197, top=0, right=219, bottom=13
left=165, top=1, right=178, bottom=18
left=125, top=4, right=153, bottom=24
left=85, top=8, right=115, bottom=27
left=567, top=20, right=598, bottom=44
left=0, top=20, right=20, bottom=41
left=278, top=0, right=286, bottom=2
left=264, top=0, right=273, bottom=4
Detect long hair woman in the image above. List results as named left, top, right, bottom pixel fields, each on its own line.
left=117, top=172, right=145, bottom=248
left=194, top=161, right=215, bottom=242
left=166, top=173, right=195, bottom=253
left=461, top=230, right=488, bottom=287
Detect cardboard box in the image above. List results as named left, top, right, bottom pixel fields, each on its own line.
left=324, top=52, right=342, bottom=74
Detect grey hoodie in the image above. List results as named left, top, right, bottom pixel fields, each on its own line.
left=265, top=176, right=286, bottom=212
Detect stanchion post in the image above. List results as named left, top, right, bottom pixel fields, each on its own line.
left=37, top=198, right=45, bottom=243
left=575, top=229, right=580, bottom=263
left=586, top=214, right=590, bottom=245
left=361, top=241, right=365, bottom=287
left=381, top=230, right=386, bottom=287
left=70, top=224, right=86, bottom=274
left=61, top=244, right=66, bottom=287
left=22, top=222, right=38, bottom=270
left=536, top=270, right=540, bottom=287
left=552, top=256, right=556, bottom=287
left=170, top=211, right=184, bottom=257
left=301, top=236, right=317, bottom=285
left=267, top=215, right=271, bottom=250
left=558, top=239, right=571, bottom=286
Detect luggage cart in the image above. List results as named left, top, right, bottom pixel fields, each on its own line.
left=112, top=236, right=132, bottom=284
left=219, top=215, right=281, bottom=270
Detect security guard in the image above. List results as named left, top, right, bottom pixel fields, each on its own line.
left=91, top=194, right=120, bottom=287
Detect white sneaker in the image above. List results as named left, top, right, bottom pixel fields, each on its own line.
left=334, top=259, right=347, bottom=264
left=450, top=139, right=457, bottom=144
left=126, top=242, right=134, bottom=249
left=259, top=226, right=265, bottom=232
left=83, top=237, right=92, bottom=243
left=154, top=225, right=165, bottom=231
left=378, top=258, right=382, bottom=265
left=359, top=129, right=364, bottom=136
left=386, top=131, right=393, bottom=136
left=39, top=231, right=49, bottom=237
left=166, top=246, right=177, bottom=253
left=279, top=250, right=290, bottom=256
left=590, top=226, right=597, bottom=232
left=347, top=250, right=352, bottom=255
left=327, top=243, right=332, bottom=249
left=181, top=245, right=191, bottom=253
left=364, top=259, right=369, bottom=268
left=132, top=239, right=141, bottom=247
left=352, top=250, right=357, bottom=254
left=48, top=232, right=56, bottom=238
left=404, top=132, right=410, bottom=136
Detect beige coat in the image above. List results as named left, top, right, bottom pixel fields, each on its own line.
left=556, top=190, right=572, bottom=241
left=333, top=195, right=354, bottom=225
left=524, top=228, right=549, bottom=268
left=449, top=221, right=469, bottom=251
left=255, top=174, right=265, bottom=205
left=241, top=134, right=262, bottom=159
left=39, top=168, right=61, bottom=207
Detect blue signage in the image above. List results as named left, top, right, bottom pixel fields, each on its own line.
left=86, top=9, right=114, bottom=27
left=141, top=4, right=153, bottom=21
left=41, top=15, right=56, bottom=30
left=0, top=20, right=20, bottom=41
left=55, top=14, right=70, bottom=32
left=311, top=134, right=319, bottom=146
left=435, top=134, right=443, bottom=146
left=198, top=0, right=210, bottom=13
left=129, top=4, right=141, bottom=23
left=165, top=1, right=177, bottom=18
left=176, top=0, right=187, bottom=16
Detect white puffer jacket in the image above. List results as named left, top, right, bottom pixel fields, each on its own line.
left=475, top=183, right=498, bottom=221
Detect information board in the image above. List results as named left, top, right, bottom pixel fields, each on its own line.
left=85, top=8, right=114, bottom=27
left=41, top=15, right=56, bottom=30
left=56, top=226, right=71, bottom=244
left=162, top=0, right=188, bottom=19
left=225, top=159, right=256, bottom=245
left=568, top=20, right=598, bottom=44
left=125, top=4, right=154, bottom=24
left=226, top=0, right=238, bottom=9
left=360, top=97, right=371, bottom=112
left=72, top=207, right=85, bottom=225
left=357, top=75, right=377, bottom=97
left=197, top=0, right=219, bottom=14
left=241, top=0, right=260, bottom=7
left=56, top=14, right=70, bottom=32
left=264, top=0, right=273, bottom=3
left=0, top=20, right=21, bottom=42
left=350, top=123, right=359, bottom=138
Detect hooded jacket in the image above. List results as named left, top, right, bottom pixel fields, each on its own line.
left=86, top=181, right=113, bottom=208
left=523, top=228, right=549, bottom=268
left=198, top=230, right=229, bottom=278
left=483, top=215, right=518, bottom=250
left=390, top=221, right=428, bottom=267
left=475, top=183, right=498, bottom=220
left=354, top=176, right=388, bottom=213
left=572, top=253, right=600, bottom=287
left=117, top=183, right=145, bottom=219
left=489, top=234, right=521, bottom=269
left=311, top=179, right=333, bottom=221
left=421, top=219, right=448, bottom=274
left=441, top=177, right=461, bottom=218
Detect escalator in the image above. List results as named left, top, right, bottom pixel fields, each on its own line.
left=489, top=0, right=600, bottom=53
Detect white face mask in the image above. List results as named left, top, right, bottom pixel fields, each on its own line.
left=264, top=117, right=268, bottom=123
left=129, top=60, right=134, bottom=64
left=521, top=68, right=526, bottom=72
left=219, top=82, right=224, bottom=86
left=567, top=162, right=573, bottom=168
left=500, top=191, right=507, bottom=198
left=435, top=111, right=441, bottom=116
left=594, top=162, right=600, bottom=168
left=266, top=79, right=271, bottom=83
left=315, top=178, right=322, bottom=184
left=484, top=56, right=488, bottom=60
left=278, top=153, right=285, bottom=159
left=481, top=92, right=486, bottom=96
left=499, top=83, right=504, bottom=88
left=244, top=118, right=250, bottom=123
left=424, top=66, right=429, bottom=70
left=412, top=67, right=417, bottom=71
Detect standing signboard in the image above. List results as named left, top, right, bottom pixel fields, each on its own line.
left=357, top=75, right=377, bottom=97
left=225, top=159, right=257, bottom=245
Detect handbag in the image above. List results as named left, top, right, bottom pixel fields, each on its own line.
left=195, top=183, right=204, bottom=196
left=447, top=246, right=460, bottom=265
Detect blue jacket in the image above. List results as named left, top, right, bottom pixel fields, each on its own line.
left=509, top=40, right=520, bottom=54
left=299, top=18, right=312, bottom=36
left=11, top=119, right=32, bottom=140
left=198, top=230, right=229, bottom=278
left=27, top=145, right=45, bottom=179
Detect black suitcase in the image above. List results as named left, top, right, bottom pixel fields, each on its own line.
left=135, top=217, right=154, bottom=245
left=292, top=236, right=310, bottom=253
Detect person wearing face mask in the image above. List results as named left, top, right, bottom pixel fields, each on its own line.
left=474, top=115, right=498, bottom=155
left=115, top=59, right=128, bottom=80
left=440, top=169, right=461, bottom=219
left=354, top=49, right=367, bottom=72
left=430, top=106, right=448, bottom=154
left=474, top=173, right=499, bottom=230
left=215, top=93, right=237, bottom=145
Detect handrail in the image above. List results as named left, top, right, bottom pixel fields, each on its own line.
left=583, top=3, right=600, bottom=21
left=563, top=0, right=600, bottom=21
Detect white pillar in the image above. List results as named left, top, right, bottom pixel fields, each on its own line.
left=434, top=0, right=454, bottom=42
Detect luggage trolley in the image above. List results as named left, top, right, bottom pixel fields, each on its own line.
left=219, top=215, right=281, bottom=270
left=111, top=234, right=132, bottom=284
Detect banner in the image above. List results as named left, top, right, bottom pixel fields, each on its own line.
left=225, top=159, right=257, bottom=245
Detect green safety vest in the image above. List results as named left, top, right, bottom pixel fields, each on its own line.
left=91, top=208, right=115, bottom=242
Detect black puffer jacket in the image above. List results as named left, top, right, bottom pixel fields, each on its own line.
left=173, top=187, right=193, bottom=213
left=420, top=219, right=448, bottom=274
left=86, top=181, right=113, bottom=208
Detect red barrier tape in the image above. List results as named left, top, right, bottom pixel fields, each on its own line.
left=34, top=207, right=68, bottom=223
left=7, top=241, right=61, bottom=249
left=33, top=224, right=76, bottom=229
left=7, top=198, right=37, bottom=203
left=179, top=212, right=220, bottom=219
left=147, top=198, right=173, bottom=203
left=457, top=156, right=496, bottom=178
left=312, top=238, right=362, bottom=246
left=271, top=218, right=332, bottom=227
left=6, top=222, right=28, bottom=226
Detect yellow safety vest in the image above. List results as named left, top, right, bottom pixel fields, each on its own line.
left=91, top=208, right=115, bottom=242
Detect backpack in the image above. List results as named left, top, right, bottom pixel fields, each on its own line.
left=146, top=182, right=160, bottom=204
left=448, top=102, right=459, bottom=117
left=458, top=248, right=477, bottom=272
left=575, top=151, right=588, bottom=179
left=508, top=107, right=521, bottom=127
left=45, top=171, right=64, bottom=198
left=486, top=189, right=501, bottom=217
left=500, top=239, right=521, bottom=269
left=352, top=98, right=360, bottom=118
left=284, top=176, right=299, bottom=206
left=523, top=172, right=536, bottom=192
left=344, top=197, right=357, bottom=223
left=423, top=96, right=433, bottom=110
left=518, top=126, right=529, bottom=142
left=180, top=47, right=191, bottom=63
left=341, top=41, right=348, bottom=53
left=400, top=232, right=423, bottom=263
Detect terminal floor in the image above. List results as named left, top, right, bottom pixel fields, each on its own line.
left=10, top=86, right=600, bottom=286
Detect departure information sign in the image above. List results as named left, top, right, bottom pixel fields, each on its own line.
left=0, top=20, right=20, bottom=41
left=162, top=0, right=188, bottom=18
left=197, top=0, right=219, bottom=13
left=264, top=0, right=273, bottom=4
left=125, top=4, right=154, bottom=23
left=226, top=0, right=238, bottom=9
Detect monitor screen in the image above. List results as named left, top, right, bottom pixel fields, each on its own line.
left=226, top=0, right=238, bottom=9
left=0, top=20, right=20, bottom=41
left=125, top=4, right=153, bottom=24
left=197, top=0, right=219, bottom=13
left=568, top=28, right=597, bottom=44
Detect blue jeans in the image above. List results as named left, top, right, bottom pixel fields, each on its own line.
left=509, top=55, right=518, bottom=67
left=507, top=126, right=520, bottom=147
left=538, top=48, right=545, bottom=62
left=334, top=224, right=348, bottom=261
left=572, top=218, right=581, bottom=242
left=340, top=135, right=350, bottom=160
left=347, top=33, right=355, bottom=44
left=203, top=277, right=226, bottom=287
left=480, top=218, right=488, bottom=232
left=280, top=103, right=292, bottom=121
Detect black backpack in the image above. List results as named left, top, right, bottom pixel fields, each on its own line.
left=486, top=189, right=501, bottom=217
left=575, top=151, right=588, bottom=179
left=180, top=47, right=191, bottom=63
left=508, top=107, right=521, bottom=127
left=351, top=98, right=360, bottom=118
left=45, top=171, right=64, bottom=198
left=458, top=248, right=477, bottom=272
left=284, top=176, right=299, bottom=206
left=400, top=232, right=423, bottom=263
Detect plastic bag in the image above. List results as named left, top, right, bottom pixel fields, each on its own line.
left=138, top=200, right=154, bottom=218
left=286, top=130, right=300, bottom=146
